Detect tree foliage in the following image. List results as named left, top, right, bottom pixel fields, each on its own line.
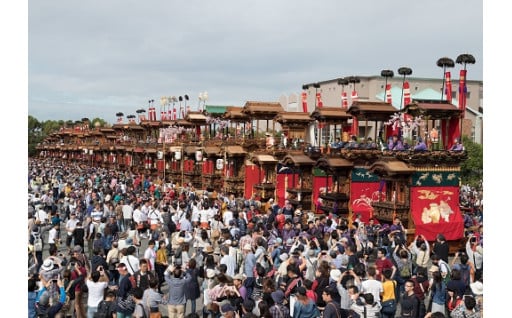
left=460, top=136, right=483, bottom=188
left=27, top=115, right=108, bottom=157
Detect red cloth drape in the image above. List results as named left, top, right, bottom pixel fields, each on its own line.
left=244, top=164, right=260, bottom=199
left=410, top=186, right=464, bottom=241
left=350, top=182, right=386, bottom=223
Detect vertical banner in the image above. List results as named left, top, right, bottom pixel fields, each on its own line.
left=342, top=91, right=348, bottom=109
left=244, top=163, right=260, bottom=199
left=316, top=92, right=323, bottom=108
left=445, top=71, right=453, bottom=102
left=403, top=81, right=411, bottom=106
left=385, top=84, right=392, bottom=104
left=301, top=92, right=308, bottom=113
left=458, top=69, right=467, bottom=117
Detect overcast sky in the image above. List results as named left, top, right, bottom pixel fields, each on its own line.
left=28, top=0, right=483, bottom=124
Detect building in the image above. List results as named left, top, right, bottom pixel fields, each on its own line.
left=299, top=75, right=483, bottom=144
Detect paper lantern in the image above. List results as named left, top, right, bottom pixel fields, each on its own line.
left=216, top=158, right=224, bottom=170
left=174, top=150, right=181, bottom=160
left=195, top=150, right=203, bottom=161
left=157, top=151, right=164, bottom=159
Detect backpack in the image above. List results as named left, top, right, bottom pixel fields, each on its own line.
left=93, top=300, right=112, bottom=318
left=399, top=263, right=412, bottom=278
left=33, top=233, right=43, bottom=252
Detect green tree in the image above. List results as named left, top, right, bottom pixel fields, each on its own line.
left=460, top=136, right=483, bottom=188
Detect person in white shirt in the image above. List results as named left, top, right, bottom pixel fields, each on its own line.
left=35, top=206, right=48, bottom=225
left=361, top=265, right=383, bottom=303
left=223, top=208, right=233, bottom=228
left=122, top=201, right=134, bottom=231
left=220, top=245, right=236, bottom=277
left=86, top=268, right=109, bottom=318
left=120, top=246, right=140, bottom=275
left=48, top=223, right=60, bottom=250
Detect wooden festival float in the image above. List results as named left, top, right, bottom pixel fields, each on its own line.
left=37, top=70, right=471, bottom=250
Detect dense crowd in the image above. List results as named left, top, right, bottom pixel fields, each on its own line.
left=28, top=158, right=483, bottom=318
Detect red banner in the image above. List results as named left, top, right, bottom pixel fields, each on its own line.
left=410, top=187, right=464, bottom=241
left=445, top=71, right=453, bottom=102
left=276, top=173, right=299, bottom=207
left=351, top=117, right=359, bottom=136
left=316, top=92, right=323, bottom=108
left=350, top=182, right=386, bottom=223
left=458, top=70, right=467, bottom=117
left=385, top=84, right=392, bottom=104
left=403, top=81, right=411, bottom=106
left=342, top=91, right=348, bottom=109
left=244, top=164, right=261, bottom=199
left=301, top=92, right=308, bottom=113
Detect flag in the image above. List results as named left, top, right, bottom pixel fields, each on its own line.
left=172, top=107, right=177, bottom=120
left=403, top=81, right=411, bottom=106
left=351, top=90, right=358, bottom=103
left=385, top=83, right=392, bottom=104
left=316, top=92, right=323, bottom=108
left=342, top=91, right=348, bottom=109
left=301, top=92, right=308, bottom=113
left=445, top=71, right=453, bottom=102
left=458, top=69, right=467, bottom=118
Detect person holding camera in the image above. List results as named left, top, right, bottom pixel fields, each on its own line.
left=86, top=268, right=109, bottom=318
left=164, top=263, right=192, bottom=318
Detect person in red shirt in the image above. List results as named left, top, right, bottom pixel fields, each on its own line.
left=275, top=208, right=286, bottom=231
left=375, top=247, right=396, bottom=282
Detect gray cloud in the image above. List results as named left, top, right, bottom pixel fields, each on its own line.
left=29, top=0, right=483, bottom=123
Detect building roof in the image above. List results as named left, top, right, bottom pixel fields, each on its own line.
left=204, top=146, right=221, bottom=156
left=242, top=101, right=284, bottom=118
left=310, top=107, right=352, bottom=122
left=369, top=160, right=415, bottom=176
left=347, top=101, right=398, bottom=121
left=250, top=154, right=278, bottom=164
left=280, top=154, right=316, bottom=166
left=403, top=99, right=461, bottom=119
left=224, top=145, right=247, bottom=156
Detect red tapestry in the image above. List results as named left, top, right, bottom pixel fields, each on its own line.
left=410, top=187, right=464, bottom=241
left=276, top=173, right=299, bottom=207
left=244, top=164, right=261, bottom=199
left=312, top=176, right=333, bottom=212
left=350, top=182, right=386, bottom=223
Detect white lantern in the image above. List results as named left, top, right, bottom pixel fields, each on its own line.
left=195, top=150, right=203, bottom=161
left=174, top=150, right=182, bottom=160
left=157, top=151, right=163, bottom=159
left=216, top=158, right=224, bottom=170
left=89, top=149, right=93, bottom=155
left=83, top=148, right=88, bottom=154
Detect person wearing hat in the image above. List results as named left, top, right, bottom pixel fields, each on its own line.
left=269, top=289, right=290, bottom=317
left=232, top=274, right=247, bottom=301
left=469, top=279, right=483, bottom=313
left=241, top=243, right=256, bottom=299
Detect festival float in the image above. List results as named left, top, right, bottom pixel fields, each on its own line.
left=36, top=57, right=475, bottom=250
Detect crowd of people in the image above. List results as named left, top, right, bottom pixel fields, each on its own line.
left=28, top=158, right=483, bottom=318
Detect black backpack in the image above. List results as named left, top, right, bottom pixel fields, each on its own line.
left=94, top=300, right=113, bottom=318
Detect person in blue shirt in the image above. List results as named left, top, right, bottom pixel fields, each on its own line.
left=34, top=277, right=67, bottom=318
